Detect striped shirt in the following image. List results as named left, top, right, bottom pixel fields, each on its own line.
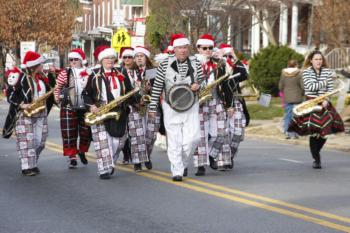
left=149, top=57, right=204, bottom=112
left=302, top=66, right=334, bottom=97
left=54, top=69, right=68, bottom=100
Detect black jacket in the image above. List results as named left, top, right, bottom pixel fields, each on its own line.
left=82, top=67, right=140, bottom=137
left=3, top=72, right=55, bottom=138
left=217, top=60, right=250, bottom=126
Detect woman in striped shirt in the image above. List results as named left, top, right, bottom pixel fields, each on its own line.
left=288, top=50, right=344, bottom=169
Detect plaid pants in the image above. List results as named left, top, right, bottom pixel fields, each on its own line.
left=60, top=107, right=91, bottom=157
left=193, top=105, right=209, bottom=167
left=15, top=111, right=48, bottom=170
left=127, top=107, right=149, bottom=164
left=91, top=123, right=127, bottom=175
left=145, top=109, right=161, bottom=157
left=194, top=98, right=232, bottom=167
left=228, top=100, right=246, bottom=158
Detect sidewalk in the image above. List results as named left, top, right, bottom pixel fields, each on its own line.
left=246, top=118, right=350, bottom=152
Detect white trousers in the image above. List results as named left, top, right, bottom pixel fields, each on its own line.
left=162, top=101, right=200, bottom=176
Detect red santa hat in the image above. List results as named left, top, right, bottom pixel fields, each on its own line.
left=120, top=47, right=134, bottom=58
left=5, top=67, right=21, bottom=86
left=134, top=46, right=150, bottom=58
left=68, top=48, right=87, bottom=64
left=196, top=34, right=215, bottom=47
left=170, top=34, right=190, bottom=48
left=21, top=51, right=45, bottom=69
left=219, top=43, right=234, bottom=54
left=94, top=45, right=118, bottom=62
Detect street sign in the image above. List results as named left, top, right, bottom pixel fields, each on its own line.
left=20, top=41, right=36, bottom=63
left=131, top=36, right=144, bottom=47
left=112, top=9, right=125, bottom=27
left=112, top=28, right=131, bottom=53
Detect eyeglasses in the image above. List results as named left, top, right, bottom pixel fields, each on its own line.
left=200, top=46, right=213, bottom=51
left=123, top=56, right=133, bottom=59
left=69, top=58, right=80, bottom=62
left=223, top=55, right=234, bottom=59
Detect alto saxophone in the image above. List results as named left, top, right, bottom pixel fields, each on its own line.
left=85, top=87, right=140, bottom=126
left=137, top=79, right=151, bottom=116
left=23, top=89, right=54, bottom=117
left=199, top=72, right=241, bottom=105
left=293, top=78, right=344, bottom=116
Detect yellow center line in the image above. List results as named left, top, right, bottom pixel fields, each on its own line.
left=147, top=170, right=350, bottom=224
left=6, top=135, right=350, bottom=233
left=117, top=166, right=350, bottom=233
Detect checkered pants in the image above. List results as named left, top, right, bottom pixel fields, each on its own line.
left=127, top=107, right=149, bottom=164
left=145, top=109, right=161, bottom=157
left=91, top=123, right=127, bottom=175
left=193, top=98, right=232, bottom=167
left=60, top=107, right=91, bottom=157
left=228, top=100, right=246, bottom=158
left=193, top=105, right=209, bottom=167
left=15, top=111, right=48, bottom=170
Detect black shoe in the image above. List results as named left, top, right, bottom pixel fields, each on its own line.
left=69, top=159, right=78, bottom=169
left=134, top=163, right=142, bottom=172
left=99, top=173, right=111, bottom=180
left=145, top=160, right=152, bottom=170
left=110, top=167, right=115, bottom=175
left=209, top=156, right=218, bottom=170
left=226, top=158, right=234, bottom=170
left=172, top=176, right=183, bottom=182
left=312, top=161, right=322, bottom=169
left=78, top=153, right=88, bottom=165
left=22, top=169, right=36, bottom=176
left=31, top=167, right=40, bottom=174
left=195, top=166, right=206, bottom=176
left=183, top=168, right=188, bottom=177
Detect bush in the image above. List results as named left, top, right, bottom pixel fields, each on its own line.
left=249, top=45, right=304, bottom=96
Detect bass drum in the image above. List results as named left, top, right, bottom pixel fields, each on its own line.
left=167, top=84, right=195, bottom=112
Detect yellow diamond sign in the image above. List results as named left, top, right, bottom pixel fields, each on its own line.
left=112, top=28, right=131, bottom=53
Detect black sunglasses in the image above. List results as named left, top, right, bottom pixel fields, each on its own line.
left=223, top=55, right=234, bottom=59
left=69, top=58, right=80, bottom=62
left=123, top=56, right=133, bottom=59
left=200, top=46, right=213, bottom=51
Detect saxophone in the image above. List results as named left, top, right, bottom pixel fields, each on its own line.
left=85, top=87, right=140, bottom=126
left=293, top=78, right=344, bottom=116
left=23, top=89, right=54, bottom=117
left=198, top=72, right=242, bottom=105
left=137, top=79, right=151, bottom=116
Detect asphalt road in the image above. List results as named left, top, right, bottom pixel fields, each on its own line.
left=0, top=100, right=350, bottom=233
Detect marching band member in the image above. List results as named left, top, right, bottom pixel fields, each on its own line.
left=148, top=34, right=204, bottom=181
left=123, top=46, right=153, bottom=172
left=82, top=46, right=139, bottom=179
left=3, top=51, right=55, bottom=176
left=193, top=34, right=231, bottom=176
left=119, top=47, right=135, bottom=165
left=54, top=48, right=91, bottom=168
left=288, top=50, right=344, bottom=169
left=219, top=44, right=249, bottom=168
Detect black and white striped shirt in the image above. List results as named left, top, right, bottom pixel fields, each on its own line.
left=149, top=57, right=204, bottom=112
left=302, top=66, right=334, bottom=97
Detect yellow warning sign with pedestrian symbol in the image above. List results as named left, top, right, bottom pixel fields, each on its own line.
left=112, top=28, right=131, bottom=53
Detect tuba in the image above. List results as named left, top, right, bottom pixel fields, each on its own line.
left=85, top=87, right=140, bottom=126
left=293, top=78, right=344, bottom=116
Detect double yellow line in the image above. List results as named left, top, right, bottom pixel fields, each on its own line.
left=42, top=141, right=350, bottom=232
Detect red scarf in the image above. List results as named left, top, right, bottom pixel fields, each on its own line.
left=105, top=71, right=125, bottom=90
left=33, top=74, right=48, bottom=92
left=203, top=61, right=216, bottom=79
